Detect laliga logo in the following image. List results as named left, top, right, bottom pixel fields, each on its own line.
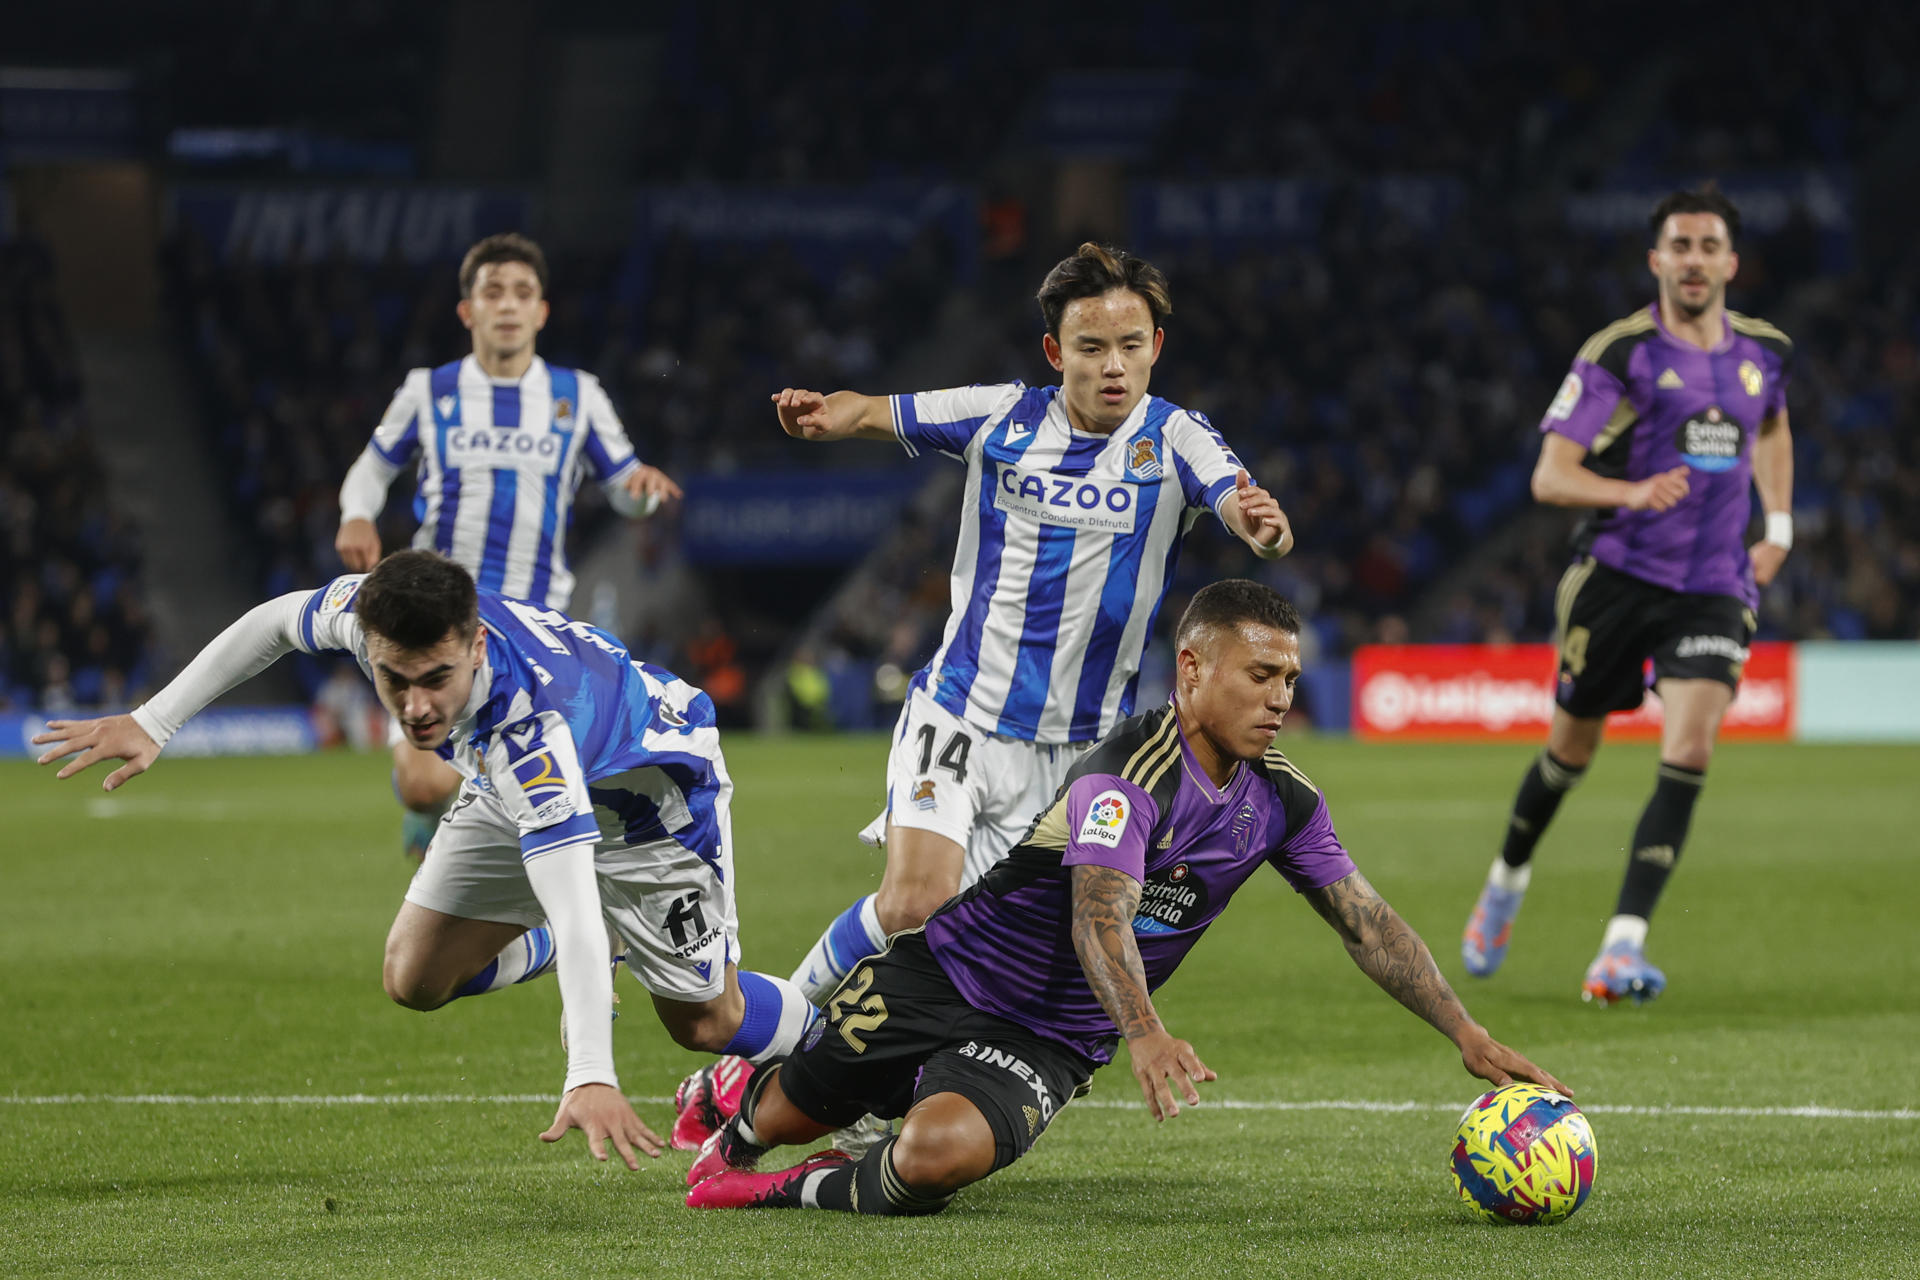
left=1360, top=672, right=1553, bottom=732
left=1089, top=796, right=1126, bottom=827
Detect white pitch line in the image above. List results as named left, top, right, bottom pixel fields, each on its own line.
left=3, top=1094, right=1913, bottom=1120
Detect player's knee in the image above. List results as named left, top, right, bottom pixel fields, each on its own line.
left=658, top=1003, right=738, bottom=1054
left=891, top=1109, right=996, bottom=1194
left=381, top=951, right=453, bottom=1012
left=873, top=880, right=958, bottom=935
left=393, top=771, right=455, bottom=814
left=1663, top=740, right=1714, bottom=773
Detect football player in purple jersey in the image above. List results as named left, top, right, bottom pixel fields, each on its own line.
left=1462, top=187, right=1794, bottom=1005
left=678, top=580, right=1565, bottom=1216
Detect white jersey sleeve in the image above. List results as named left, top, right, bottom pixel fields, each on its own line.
left=579, top=373, right=640, bottom=487
left=130, top=591, right=313, bottom=748
left=477, top=703, right=612, bottom=1090
left=890, top=383, right=1024, bottom=460
left=294, top=574, right=373, bottom=657
left=1161, top=408, right=1248, bottom=525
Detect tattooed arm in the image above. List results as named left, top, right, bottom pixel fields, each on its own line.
left=1304, top=870, right=1570, bottom=1094
left=1070, top=863, right=1216, bottom=1120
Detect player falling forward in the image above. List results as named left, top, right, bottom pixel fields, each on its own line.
left=334, top=233, right=681, bottom=860
left=35, top=551, right=813, bottom=1169
left=681, top=580, right=1566, bottom=1214
left=1461, top=187, right=1794, bottom=1005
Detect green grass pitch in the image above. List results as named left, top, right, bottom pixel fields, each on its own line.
left=3, top=736, right=1916, bottom=1277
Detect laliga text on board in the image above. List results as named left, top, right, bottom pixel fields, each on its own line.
left=1350, top=643, right=1792, bottom=741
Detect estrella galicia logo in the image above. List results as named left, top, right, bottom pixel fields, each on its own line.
left=1132, top=860, right=1212, bottom=935
left=1676, top=407, right=1744, bottom=473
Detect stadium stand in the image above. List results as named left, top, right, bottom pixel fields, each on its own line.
left=0, top=237, right=155, bottom=710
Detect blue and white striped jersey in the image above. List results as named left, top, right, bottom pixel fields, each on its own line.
left=295, top=574, right=725, bottom=867
left=344, top=356, right=640, bottom=609
left=893, top=382, right=1246, bottom=744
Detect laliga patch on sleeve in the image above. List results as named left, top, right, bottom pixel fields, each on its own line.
left=1546, top=372, right=1583, bottom=421
left=319, top=575, right=363, bottom=617
left=1078, top=789, right=1131, bottom=847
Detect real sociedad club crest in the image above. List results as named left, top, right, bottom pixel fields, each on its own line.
left=1126, top=436, right=1163, bottom=481
left=553, top=396, right=574, bottom=425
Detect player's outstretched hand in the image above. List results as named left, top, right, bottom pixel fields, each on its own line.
left=540, top=1083, right=663, bottom=1170
left=1456, top=1027, right=1570, bottom=1098
left=622, top=464, right=684, bottom=515
left=1749, top=539, right=1789, bottom=588
left=1233, top=469, right=1293, bottom=556
left=772, top=388, right=835, bottom=440
left=335, top=517, right=382, bottom=572
left=1125, top=1027, right=1217, bottom=1122
left=1625, top=466, right=1690, bottom=512
left=33, top=714, right=161, bottom=791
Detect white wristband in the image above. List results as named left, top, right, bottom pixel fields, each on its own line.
left=1764, top=511, right=1793, bottom=550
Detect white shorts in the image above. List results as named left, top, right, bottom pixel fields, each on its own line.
left=860, top=686, right=1093, bottom=886
left=405, top=775, right=740, bottom=1002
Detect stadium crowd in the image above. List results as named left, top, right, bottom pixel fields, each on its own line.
left=9, top=1, right=1916, bottom=718
left=0, top=238, right=153, bottom=712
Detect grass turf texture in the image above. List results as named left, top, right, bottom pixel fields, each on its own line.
left=3, top=737, right=1915, bottom=1278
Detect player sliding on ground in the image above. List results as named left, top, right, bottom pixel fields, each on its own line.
left=680, top=581, right=1566, bottom=1215
left=34, top=550, right=814, bottom=1170
left=1461, top=186, right=1795, bottom=1005
left=673, top=242, right=1295, bottom=1155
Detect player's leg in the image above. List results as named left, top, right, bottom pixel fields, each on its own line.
left=382, top=902, right=541, bottom=1009
left=391, top=731, right=462, bottom=862
left=384, top=784, right=559, bottom=1008
left=1466, top=559, right=1636, bottom=976
left=1584, top=593, right=1749, bottom=1004
left=790, top=691, right=981, bottom=1004
left=691, top=934, right=1087, bottom=1214
left=603, top=793, right=813, bottom=1148
left=647, top=962, right=813, bottom=1059
left=1584, top=676, right=1732, bottom=1005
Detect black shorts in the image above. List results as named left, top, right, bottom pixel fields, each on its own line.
left=777, top=930, right=1097, bottom=1173
left=1552, top=557, right=1756, bottom=718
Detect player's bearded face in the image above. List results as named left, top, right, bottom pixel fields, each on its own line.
left=368, top=627, right=486, bottom=750
left=1181, top=623, right=1302, bottom=761
left=459, top=261, right=549, bottom=360
left=1044, top=290, right=1163, bottom=433
left=1650, top=212, right=1737, bottom=320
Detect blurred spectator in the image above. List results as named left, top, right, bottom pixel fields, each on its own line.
left=0, top=239, right=154, bottom=710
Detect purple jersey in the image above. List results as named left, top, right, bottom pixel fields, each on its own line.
left=1544, top=304, right=1792, bottom=608
left=923, top=705, right=1356, bottom=1063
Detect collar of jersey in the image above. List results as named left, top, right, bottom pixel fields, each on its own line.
left=1649, top=301, right=1733, bottom=355
left=1062, top=389, right=1151, bottom=441
left=444, top=654, right=496, bottom=748
left=1174, top=714, right=1243, bottom=805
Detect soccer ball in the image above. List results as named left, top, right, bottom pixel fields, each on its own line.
left=1449, top=1083, right=1597, bottom=1225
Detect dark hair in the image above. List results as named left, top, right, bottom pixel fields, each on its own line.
left=356, top=550, right=479, bottom=649
left=1648, top=185, right=1741, bottom=247
left=1036, top=242, right=1173, bottom=338
left=1175, top=579, right=1303, bottom=651
left=459, top=232, right=549, bottom=298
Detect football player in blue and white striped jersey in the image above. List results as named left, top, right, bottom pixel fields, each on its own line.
left=334, top=234, right=681, bottom=856
left=35, top=551, right=815, bottom=1172
left=776, top=242, right=1293, bottom=1007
